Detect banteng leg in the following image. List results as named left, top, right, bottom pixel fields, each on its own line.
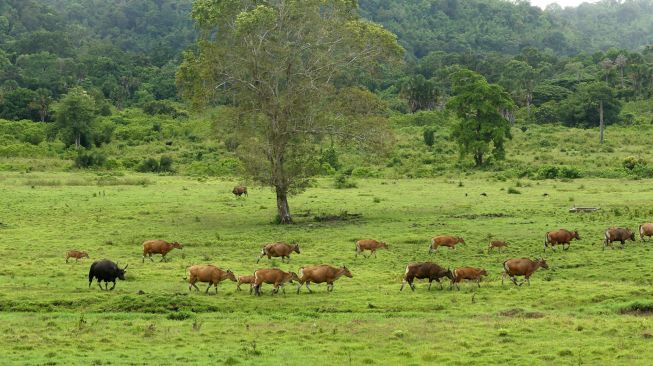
left=306, top=282, right=313, bottom=293
left=373, top=250, right=377, bottom=258
left=427, top=279, right=433, bottom=291
left=477, top=279, right=482, bottom=288
left=621, top=240, right=625, bottom=249
left=109, top=281, right=116, bottom=291
left=97, top=280, right=104, bottom=291
left=215, top=283, right=219, bottom=294
left=249, top=284, right=254, bottom=295
left=327, top=282, right=334, bottom=292
left=205, top=282, right=212, bottom=294
left=160, top=254, right=166, bottom=262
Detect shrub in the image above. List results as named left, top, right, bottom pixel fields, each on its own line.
left=423, top=128, right=435, bottom=147
left=351, top=166, right=378, bottom=178
left=507, top=187, right=521, bottom=194
left=623, top=156, right=646, bottom=171
left=320, top=146, right=340, bottom=170
left=74, top=151, right=107, bottom=169
left=138, top=158, right=159, bottom=173
left=334, top=174, right=357, bottom=189
left=559, top=166, right=582, bottom=179
left=159, top=156, right=174, bottom=172
left=535, top=165, right=559, bottom=179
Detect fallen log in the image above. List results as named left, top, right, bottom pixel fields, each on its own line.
left=569, top=207, right=600, bottom=213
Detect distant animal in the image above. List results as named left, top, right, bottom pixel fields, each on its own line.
left=187, top=265, right=236, bottom=294
left=544, top=229, right=580, bottom=252
left=257, top=242, right=300, bottom=263
left=66, top=250, right=89, bottom=263
left=355, top=239, right=389, bottom=258
left=400, top=262, right=454, bottom=291
left=543, top=193, right=549, bottom=197
left=502, top=258, right=548, bottom=286
left=480, top=192, right=487, bottom=197
left=451, top=267, right=488, bottom=290
left=253, top=268, right=300, bottom=296
left=88, top=260, right=128, bottom=291
left=429, top=235, right=465, bottom=253
left=232, top=186, right=248, bottom=197
left=488, top=240, right=508, bottom=252
left=237, top=275, right=256, bottom=294
left=604, top=227, right=636, bottom=249
left=640, top=223, right=653, bottom=241
left=297, top=265, right=352, bottom=294
left=142, top=240, right=183, bottom=263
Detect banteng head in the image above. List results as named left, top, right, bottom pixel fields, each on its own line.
left=288, top=271, right=300, bottom=283
left=225, top=269, right=237, bottom=282
left=479, top=269, right=488, bottom=276
left=81, top=251, right=89, bottom=258
left=445, top=268, right=454, bottom=281
left=172, top=242, right=183, bottom=249
left=457, top=237, right=465, bottom=244
left=380, top=242, right=389, bottom=249
left=340, top=266, right=353, bottom=278
left=573, top=231, right=581, bottom=240
left=628, top=229, right=636, bottom=241
left=292, top=244, right=301, bottom=254
left=117, top=264, right=128, bottom=280
left=537, top=258, right=549, bottom=269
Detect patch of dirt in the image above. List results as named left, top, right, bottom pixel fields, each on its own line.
left=314, top=211, right=362, bottom=222
left=499, top=308, right=545, bottom=318
left=453, top=213, right=511, bottom=219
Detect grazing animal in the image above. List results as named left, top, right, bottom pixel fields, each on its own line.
left=488, top=240, right=508, bottom=252
left=640, top=223, right=653, bottom=241
left=451, top=267, right=488, bottom=290
left=544, top=229, right=580, bottom=252
left=253, top=268, right=300, bottom=296
left=429, top=236, right=465, bottom=253
left=232, top=186, right=248, bottom=197
left=66, top=250, right=89, bottom=263
left=297, top=265, right=352, bottom=294
left=480, top=192, right=487, bottom=197
left=604, top=227, right=636, bottom=249
left=187, top=265, right=236, bottom=294
left=237, top=275, right=256, bottom=294
left=401, top=262, right=454, bottom=291
left=142, top=240, right=182, bottom=263
left=257, top=242, right=300, bottom=263
left=88, top=260, right=128, bottom=291
left=355, top=239, right=389, bottom=258
left=502, top=258, right=548, bottom=286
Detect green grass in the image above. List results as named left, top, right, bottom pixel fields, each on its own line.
left=1, top=172, right=653, bottom=365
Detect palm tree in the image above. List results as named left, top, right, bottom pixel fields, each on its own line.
left=614, top=54, right=627, bottom=89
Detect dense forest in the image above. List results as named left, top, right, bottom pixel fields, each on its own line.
left=1, top=0, right=653, bottom=177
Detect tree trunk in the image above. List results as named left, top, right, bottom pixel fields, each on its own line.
left=599, top=100, right=604, bottom=144
left=75, top=133, right=81, bottom=149
left=474, top=151, right=483, bottom=167
left=275, top=186, right=292, bottom=224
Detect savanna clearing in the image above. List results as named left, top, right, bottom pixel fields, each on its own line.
left=1, top=173, right=653, bottom=365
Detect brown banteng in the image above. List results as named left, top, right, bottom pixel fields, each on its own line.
left=253, top=268, right=300, bottom=296
left=142, top=240, right=182, bottom=263
left=297, top=265, right=352, bottom=294
left=66, top=250, right=89, bottom=263
left=640, top=223, right=653, bottom=241
left=502, top=258, right=548, bottom=286
left=429, top=236, right=464, bottom=253
left=355, top=239, right=388, bottom=258
left=544, top=229, right=580, bottom=252
left=604, top=227, right=636, bottom=249
left=257, top=242, right=300, bottom=263
left=488, top=240, right=508, bottom=252
left=232, top=186, right=248, bottom=197
left=401, top=262, right=454, bottom=291
left=237, top=275, right=256, bottom=294
left=451, top=267, right=488, bottom=290
left=187, top=265, right=236, bottom=294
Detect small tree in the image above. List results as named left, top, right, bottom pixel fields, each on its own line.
left=178, top=1, right=402, bottom=224
left=53, top=87, right=97, bottom=149
left=401, top=75, right=439, bottom=112
left=447, top=69, right=515, bottom=167
left=559, top=81, right=620, bottom=144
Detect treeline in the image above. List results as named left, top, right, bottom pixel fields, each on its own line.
left=0, top=0, right=194, bottom=121
left=358, top=0, right=653, bottom=58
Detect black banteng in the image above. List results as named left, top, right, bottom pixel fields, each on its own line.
left=88, top=259, right=128, bottom=290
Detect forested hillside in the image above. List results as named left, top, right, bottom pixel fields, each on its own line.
left=1, top=0, right=653, bottom=181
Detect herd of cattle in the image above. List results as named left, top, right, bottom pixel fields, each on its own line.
left=76, top=222, right=653, bottom=294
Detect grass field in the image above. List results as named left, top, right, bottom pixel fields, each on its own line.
left=1, top=172, right=653, bottom=365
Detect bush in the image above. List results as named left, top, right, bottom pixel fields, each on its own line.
left=559, top=166, right=582, bottom=179
left=75, top=151, right=107, bottom=169
left=351, top=166, right=378, bottom=178
left=159, top=156, right=174, bottom=172
left=507, top=187, right=521, bottom=194
left=320, top=146, right=340, bottom=170
left=423, top=128, right=435, bottom=147
left=334, top=174, right=357, bottom=189
left=623, top=156, right=646, bottom=171
left=138, top=158, right=160, bottom=173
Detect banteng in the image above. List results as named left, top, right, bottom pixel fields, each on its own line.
left=142, top=240, right=182, bottom=263
left=257, top=242, right=300, bottom=263
left=253, top=268, right=299, bottom=296
left=88, top=260, right=128, bottom=291
left=355, top=239, right=388, bottom=258
left=401, top=262, right=454, bottom=291
left=502, top=258, right=548, bottom=286
left=187, top=265, right=236, bottom=294
left=297, top=265, right=352, bottom=294
left=544, top=229, right=580, bottom=251
left=604, top=227, right=636, bottom=249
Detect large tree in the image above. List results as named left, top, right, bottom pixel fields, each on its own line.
left=178, top=0, right=402, bottom=224
left=52, top=87, right=97, bottom=149
left=559, top=81, right=620, bottom=144
left=447, top=69, right=515, bottom=167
